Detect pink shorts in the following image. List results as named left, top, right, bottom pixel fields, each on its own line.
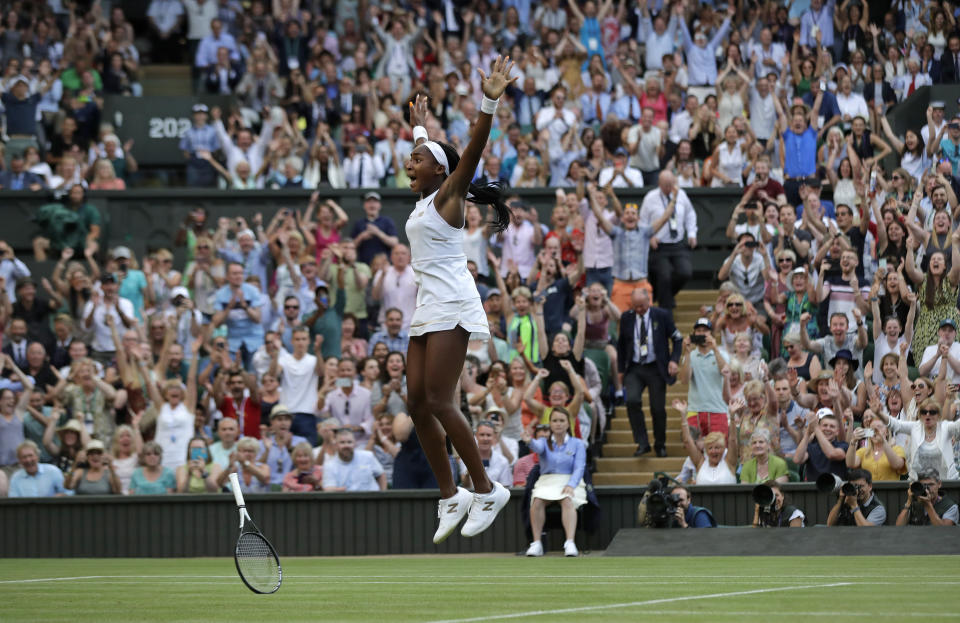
left=686, top=412, right=729, bottom=437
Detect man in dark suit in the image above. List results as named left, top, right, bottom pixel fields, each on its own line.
left=203, top=46, right=242, bottom=94
left=939, top=34, right=960, bottom=84
left=0, top=154, right=45, bottom=191
left=863, top=63, right=897, bottom=110
left=617, top=288, right=682, bottom=457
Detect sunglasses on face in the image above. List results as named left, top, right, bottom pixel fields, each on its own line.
left=214, top=342, right=226, bottom=348
left=912, top=383, right=927, bottom=391
left=284, top=305, right=300, bottom=310
left=778, top=258, right=793, bottom=263
left=892, top=175, right=902, bottom=180
left=919, top=409, right=939, bottom=416
left=727, top=303, right=743, bottom=308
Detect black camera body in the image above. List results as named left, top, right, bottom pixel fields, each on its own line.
left=640, top=478, right=680, bottom=528
left=690, top=334, right=706, bottom=346
left=910, top=481, right=929, bottom=497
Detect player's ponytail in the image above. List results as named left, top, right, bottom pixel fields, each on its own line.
left=439, top=142, right=511, bottom=233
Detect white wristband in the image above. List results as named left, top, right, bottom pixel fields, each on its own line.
left=480, top=96, right=499, bottom=115
left=412, top=125, right=428, bottom=143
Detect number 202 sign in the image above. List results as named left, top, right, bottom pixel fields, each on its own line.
left=148, top=117, right=191, bottom=139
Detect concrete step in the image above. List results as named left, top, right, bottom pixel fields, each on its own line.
left=605, top=429, right=683, bottom=444
left=594, top=472, right=660, bottom=486
left=609, top=417, right=687, bottom=432
left=603, top=442, right=687, bottom=457
left=597, top=456, right=686, bottom=472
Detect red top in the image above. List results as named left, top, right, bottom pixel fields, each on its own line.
left=219, top=395, right=262, bottom=439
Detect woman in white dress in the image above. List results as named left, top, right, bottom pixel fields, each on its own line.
left=146, top=338, right=201, bottom=471
left=677, top=398, right=739, bottom=485
left=404, top=58, right=516, bottom=544
left=710, top=125, right=745, bottom=187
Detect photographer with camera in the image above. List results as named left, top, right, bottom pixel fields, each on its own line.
left=826, top=468, right=886, bottom=526
left=895, top=468, right=959, bottom=526
left=717, top=232, right=768, bottom=307
left=670, top=485, right=717, bottom=528
left=678, top=318, right=729, bottom=437
left=752, top=481, right=805, bottom=527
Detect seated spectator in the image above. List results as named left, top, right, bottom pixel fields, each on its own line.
left=88, top=159, right=126, bottom=190
left=321, top=428, right=386, bottom=492
left=458, top=420, right=512, bottom=490
left=208, top=416, right=240, bottom=469
left=0, top=153, right=45, bottom=191
left=41, top=417, right=87, bottom=475
left=260, top=406, right=307, bottom=490
left=129, top=441, right=176, bottom=495
left=826, top=468, right=887, bottom=526
left=794, top=408, right=849, bottom=482
left=217, top=437, right=270, bottom=493
left=752, top=481, right=805, bottom=527
left=846, top=415, right=907, bottom=482
left=8, top=440, right=67, bottom=497
left=524, top=408, right=587, bottom=558
left=740, top=430, right=790, bottom=484
left=598, top=147, right=643, bottom=188
left=108, top=422, right=142, bottom=495
left=67, top=439, right=122, bottom=495
left=524, top=365, right=585, bottom=439
left=282, top=441, right=323, bottom=492
left=676, top=400, right=738, bottom=485
left=174, top=436, right=222, bottom=493
left=917, top=318, right=960, bottom=385
left=366, top=414, right=399, bottom=486
left=896, top=468, right=959, bottom=526
left=513, top=423, right=550, bottom=487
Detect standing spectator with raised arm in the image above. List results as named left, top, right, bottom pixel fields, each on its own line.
left=269, top=328, right=323, bottom=446
left=210, top=106, right=275, bottom=179
left=637, top=0, right=679, bottom=71
left=679, top=3, right=734, bottom=100
left=179, top=104, right=220, bottom=187
left=775, top=92, right=822, bottom=207
left=211, top=262, right=264, bottom=369
left=640, top=170, right=695, bottom=314
left=799, top=0, right=835, bottom=52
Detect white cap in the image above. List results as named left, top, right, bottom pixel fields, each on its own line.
left=171, top=286, right=190, bottom=299
left=815, top=407, right=834, bottom=420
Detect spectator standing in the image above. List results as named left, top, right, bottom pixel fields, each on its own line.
left=179, top=104, right=221, bottom=187
left=679, top=4, right=734, bottom=99
left=371, top=244, right=417, bottom=332
left=320, top=358, right=374, bottom=447
left=368, top=308, right=409, bottom=355
left=147, top=0, right=185, bottom=63
left=351, top=192, right=398, bottom=266
left=182, top=0, right=218, bottom=63
left=212, top=262, right=264, bottom=368
left=498, top=201, right=542, bottom=280
left=194, top=18, right=240, bottom=69
left=458, top=421, right=513, bottom=489
left=640, top=171, right=696, bottom=313
left=617, top=288, right=681, bottom=457
left=678, top=319, right=728, bottom=436
left=269, top=329, right=323, bottom=445
left=775, top=97, right=822, bottom=207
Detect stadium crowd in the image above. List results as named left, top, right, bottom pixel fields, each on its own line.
left=0, top=0, right=957, bottom=529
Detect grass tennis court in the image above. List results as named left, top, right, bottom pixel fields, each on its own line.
left=2, top=555, right=958, bottom=621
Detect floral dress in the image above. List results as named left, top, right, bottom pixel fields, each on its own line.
left=912, top=276, right=960, bottom=355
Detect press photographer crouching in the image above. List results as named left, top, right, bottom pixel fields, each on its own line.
left=752, top=481, right=805, bottom=527
left=895, top=469, right=959, bottom=526
left=638, top=479, right=716, bottom=528
left=825, top=468, right=886, bottom=526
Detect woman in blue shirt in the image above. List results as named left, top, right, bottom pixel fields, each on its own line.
left=524, top=407, right=587, bottom=557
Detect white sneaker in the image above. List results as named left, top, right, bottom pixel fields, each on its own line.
left=563, top=540, right=579, bottom=557
left=525, top=541, right=544, bottom=557
left=461, top=482, right=510, bottom=537
left=433, top=487, right=474, bottom=544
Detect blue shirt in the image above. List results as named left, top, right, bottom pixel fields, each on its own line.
left=260, top=434, right=307, bottom=486
left=9, top=464, right=67, bottom=497
left=367, top=330, right=409, bottom=355
left=802, top=90, right=840, bottom=121
left=1, top=92, right=40, bottom=135
left=940, top=137, right=960, bottom=176
left=684, top=505, right=716, bottom=528
left=529, top=435, right=587, bottom=489
left=219, top=244, right=271, bottom=295
left=783, top=127, right=818, bottom=178
left=322, top=449, right=384, bottom=491
left=350, top=216, right=398, bottom=265
left=680, top=17, right=731, bottom=86
left=179, top=123, right=220, bottom=155
left=118, top=269, right=148, bottom=321
left=611, top=224, right=653, bottom=280
left=214, top=283, right=266, bottom=353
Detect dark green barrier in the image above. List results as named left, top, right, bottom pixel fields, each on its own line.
left=0, top=482, right=954, bottom=557
left=2, top=187, right=742, bottom=287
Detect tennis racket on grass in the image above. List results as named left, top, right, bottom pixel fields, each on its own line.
left=229, top=472, right=282, bottom=594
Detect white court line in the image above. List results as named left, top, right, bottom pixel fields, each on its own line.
left=424, top=582, right=852, bottom=623
left=634, top=610, right=958, bottom=620
left=0, top=575, right=235, bottom=584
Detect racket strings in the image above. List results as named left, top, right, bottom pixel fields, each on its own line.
left=236, top=533, right=280, bottom=592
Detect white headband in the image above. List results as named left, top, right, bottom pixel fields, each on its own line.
left=423, top=141, right=449, bottom=173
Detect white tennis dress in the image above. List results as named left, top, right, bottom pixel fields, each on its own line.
left=405, top=189, right=490, bottom=340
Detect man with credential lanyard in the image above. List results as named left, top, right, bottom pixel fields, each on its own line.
left=639, top=170, right=696, bottom=315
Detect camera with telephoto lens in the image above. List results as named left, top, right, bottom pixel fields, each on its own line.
left=910, top=481, right=929, bottom=497
left=752, top=484, right=779, bottom=527
left=815, top=473, right=860, bottom=497
left=639, top=477, right=680, bottom=528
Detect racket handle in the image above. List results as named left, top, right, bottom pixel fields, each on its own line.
left=229, top=473, right=246, bottom=507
